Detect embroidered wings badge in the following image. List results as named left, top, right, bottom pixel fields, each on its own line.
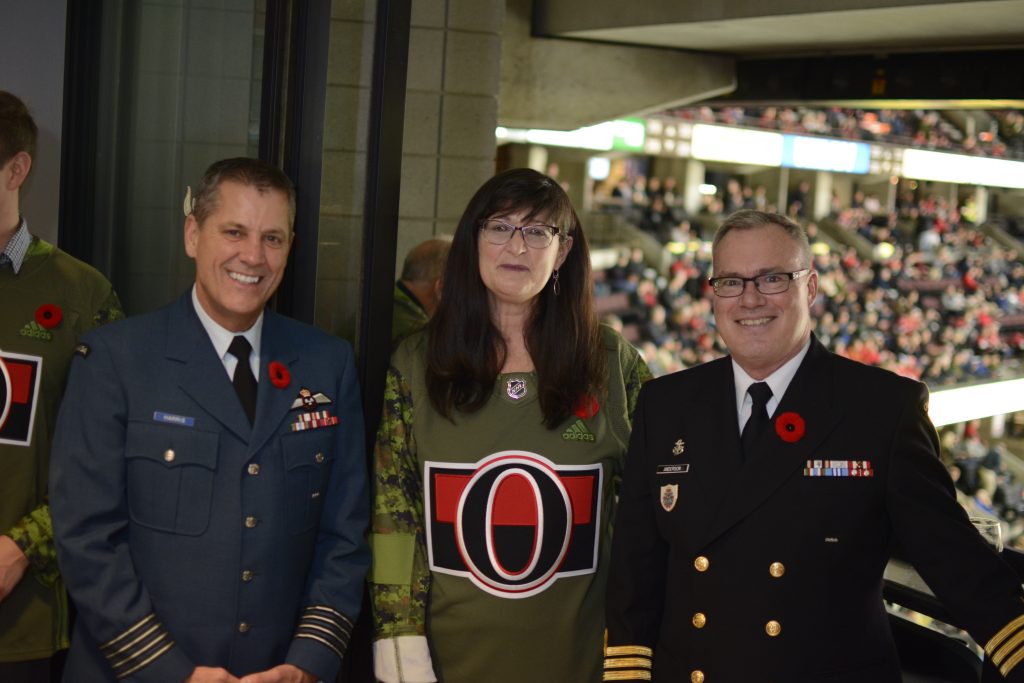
left=291, top=387, right=332, bottom=411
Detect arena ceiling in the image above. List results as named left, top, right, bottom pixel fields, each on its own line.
left=533, top=0, right=1024, bottom=106
left=533, top=0, right=1024, bottom=57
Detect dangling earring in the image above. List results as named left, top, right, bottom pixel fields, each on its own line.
left=552, top=270, right=560, bottom=296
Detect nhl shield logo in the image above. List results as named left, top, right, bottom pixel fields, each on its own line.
left=506, top=377, right=527, bottom=400
left=660, top=484, right=679, bottom=512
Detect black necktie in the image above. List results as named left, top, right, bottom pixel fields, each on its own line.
left=228, top=336, right=257, bottom=425
left=741, top=382, right=773, bottom=461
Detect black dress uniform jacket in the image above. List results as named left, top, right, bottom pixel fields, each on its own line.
left=50, top=293, right=370, bottom=682
left=606, top=337, right=1024, bottom=683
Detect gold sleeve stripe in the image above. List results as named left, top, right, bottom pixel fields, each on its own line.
left=604, top=657, right=652, bottom=669
left=304, top=605, right=354, bottom=629
left=297, top=622, right=346, bottom=646
left=986, top=614, right=1024, bottom=656
left=295, top=632, right=344, bottom=659
left=1002, top=644, right=1024, bottom=678
left=109, top=631, right=171, bottom=671
left=603, top=670, right=652, bottom=681
left=104, top=623, right=162, bottom=661
left=115, top=641, right=175, bottom=679
left=993, top=628, right=1024, bottom=666
left=605, top=645, right=653, bottom=658
left=301, top=613, right=353, bottom=637
left=101, top=614, right=157, bottom=651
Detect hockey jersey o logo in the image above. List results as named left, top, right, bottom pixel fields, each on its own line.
left=425, top=452, right=603, bottom=599
left=0, top=356, right=11, bottom=431
left=0, top=352, right=42, bottom=447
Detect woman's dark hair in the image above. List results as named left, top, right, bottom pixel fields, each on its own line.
left=426, top=168, right=606, bottom=428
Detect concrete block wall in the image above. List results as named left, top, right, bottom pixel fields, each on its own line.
left=317, top=0, right=504, bottom=343
left=396, top=0, right=503, bottom=265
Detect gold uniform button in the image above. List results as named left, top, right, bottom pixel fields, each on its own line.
left=238, top=622, right=250, bottom=633
left=769, top=562, right=785, bottom=578
left=692, top=612, right=706, bottom=629
left=247, top=464, right=260, bottom=476
left=241, top=570, right=254, bottom=582
left=244, top=516, right=258, bottom=529
left=314, top=452, right=325, bottom=464
left=694, top=556, right=709, bottom=572
left=691, top=670, right=705, bottom=683
left=766, top=620, right=782, bottom=637
left=163, top=449, right=175, bottom=463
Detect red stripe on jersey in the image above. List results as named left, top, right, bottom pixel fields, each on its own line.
left=563, top=476, right=595, bottom=525
left=4, top=360, right=33, bottom=404
left=434, top=474, right=471, bottom=523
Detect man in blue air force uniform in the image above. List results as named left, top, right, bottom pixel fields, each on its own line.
left=50, top=158, right=369, bottom=683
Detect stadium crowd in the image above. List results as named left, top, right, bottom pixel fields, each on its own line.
left=665, top=105, right=1024, bottom=160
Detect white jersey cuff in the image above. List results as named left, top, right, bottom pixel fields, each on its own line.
left=373, top=635, right=437, bottom=683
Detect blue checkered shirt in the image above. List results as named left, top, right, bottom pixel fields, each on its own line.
left=0, top=217, right=31, bottom=274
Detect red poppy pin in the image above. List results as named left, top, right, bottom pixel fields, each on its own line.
left=35, top=304, right=62, bottom=329
left=775, top=412, right=805, bottom=443
left=573, top=393, right=600, bottom=420
left=268, top=361, right=291, bottom=389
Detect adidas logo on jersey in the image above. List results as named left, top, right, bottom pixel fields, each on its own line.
left=19, top=320, right=52, bottom=341
left=562, top=419, right=595, bottom=442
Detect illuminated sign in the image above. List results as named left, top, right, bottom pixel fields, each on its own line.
left=928, top=378, right=1024, bottom=427
left=782, top=136, right=871, bottom=174
left=690, top=124, right=783, bottom=166
left=902, top=149, right=1024, bottom=189
left=495, top=119, right=645, bottom=152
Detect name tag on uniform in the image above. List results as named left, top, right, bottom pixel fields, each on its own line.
left=153, top=411, right=195, bottom=427
left=656, top=464, right=689, bottom=475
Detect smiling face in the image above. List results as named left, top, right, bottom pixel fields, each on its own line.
left=712, top=223, right=817, bottom=379
left=477, top=209, right=572, bottom=314
left=185, top=180, right=292, bottom=332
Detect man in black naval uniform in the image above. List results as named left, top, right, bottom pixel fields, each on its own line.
left=51, top=158, right=369, bottom=683
left=604, top=210, right=1024, bottom=682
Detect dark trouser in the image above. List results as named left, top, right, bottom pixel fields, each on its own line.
left=0, top=658, right=50, bottom=683
left=0, top=653, right=65, bottom=683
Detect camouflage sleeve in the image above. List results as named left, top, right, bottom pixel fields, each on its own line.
left=91, top=286, right=125, bottom=329
left=369, top=366, right=430, bottom=639
left=624, top=353, right=654, bottom=428
left=7, top=503, right=60, bottom=585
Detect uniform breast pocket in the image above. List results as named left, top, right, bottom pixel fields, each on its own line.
left=125, top=422, right=219, bottom=535
left=281, top=430, right=335, bottom=534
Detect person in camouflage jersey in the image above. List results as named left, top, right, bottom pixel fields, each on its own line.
left=370, top=169, right=651, bottom=683
left=0, top=90, right=123, bottom=682
left=391, top=237, right=450, bottom=349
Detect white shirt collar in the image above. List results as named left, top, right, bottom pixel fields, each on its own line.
left=732, top=337, right=811, bottom=433
left=191, top=285, right=263, bottom=380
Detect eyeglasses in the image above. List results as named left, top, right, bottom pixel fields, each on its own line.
left=709, top=269, right=811, bottom=298
left=480, top=219, right=560, bottom=249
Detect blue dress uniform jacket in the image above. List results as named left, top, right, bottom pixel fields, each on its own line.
left=50, top=292, right=370, bottom=682
left=605, top=338, right=1024, bottom=683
